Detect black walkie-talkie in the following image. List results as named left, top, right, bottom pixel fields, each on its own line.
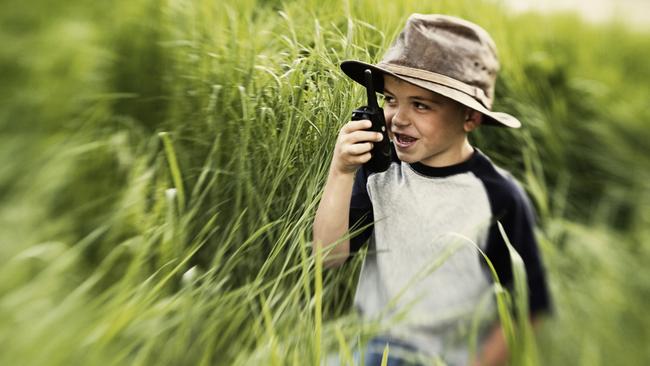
left=351, top=69, right=391, bottom=173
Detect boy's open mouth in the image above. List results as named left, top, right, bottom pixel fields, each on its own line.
left=394, top=133, right=418, bottom=148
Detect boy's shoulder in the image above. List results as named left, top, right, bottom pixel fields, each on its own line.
left=470, top=149, right=530, bottom=204
left=455, top=148, right=536, bottom=223
left=356, top=146, right=534, bottom=213
left=367, top=146, right=525, bottom=192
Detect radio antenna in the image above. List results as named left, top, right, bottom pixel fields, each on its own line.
left=364, top=69, right=379, bottom=110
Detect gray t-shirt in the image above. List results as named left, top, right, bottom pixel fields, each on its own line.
left=349, top=147, right=550, bottom=364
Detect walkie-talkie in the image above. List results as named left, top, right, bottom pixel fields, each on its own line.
left=351, top=69, right=391, bottom=173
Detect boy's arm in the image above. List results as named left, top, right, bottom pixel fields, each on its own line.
left=312, top=167, right=355, bottom=268
left=472, top=321, right=514, bottom=366
left=471, top=317, right=544, bottom=366
left=475, top=177, right=552, bottom=365
left=312, top=119, right=383, bottom=268
left=471, top=322, right=508, bottom=366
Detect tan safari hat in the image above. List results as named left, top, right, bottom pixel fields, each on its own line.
left=341, top=14, right=521, bottom=128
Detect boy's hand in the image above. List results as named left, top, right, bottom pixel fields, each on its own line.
left=331, top=119, right=384, bottom=176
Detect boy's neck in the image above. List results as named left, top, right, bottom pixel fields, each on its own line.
left=419, top=140, right=474, bottom=168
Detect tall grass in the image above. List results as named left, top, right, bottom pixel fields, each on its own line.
left=1, top=0, right=649, bottom=365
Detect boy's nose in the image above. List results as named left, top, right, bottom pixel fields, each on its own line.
left=390, top=109, right=410, bottom=127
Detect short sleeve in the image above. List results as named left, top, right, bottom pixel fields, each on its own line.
left=349, top=166, right=374, bottom=253
left=484, top=182, right=552, bottom=316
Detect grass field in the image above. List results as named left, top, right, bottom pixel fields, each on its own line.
left=1, top=0, right=649, bottom=365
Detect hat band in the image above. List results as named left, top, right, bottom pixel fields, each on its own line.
left=378, top=63, right=492, bottom=109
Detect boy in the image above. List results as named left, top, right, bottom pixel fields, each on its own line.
left=313, top=14, right=551, bottom=366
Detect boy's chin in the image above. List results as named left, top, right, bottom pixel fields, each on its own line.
left=394, top=150, right=419, bottom=164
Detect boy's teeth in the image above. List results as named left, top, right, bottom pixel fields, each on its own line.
left=399, top=134, right=415, bottom=142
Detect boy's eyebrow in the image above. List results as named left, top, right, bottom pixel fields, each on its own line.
left=412, top=95, right=439, bottom=103
left=383, top=88, right=440, bottom=103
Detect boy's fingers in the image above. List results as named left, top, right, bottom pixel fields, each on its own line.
left=344, top=142, right=373, bottom=156
left=345, top=130, right=383, bottom=144
left=342, top=119, right=372, bottom=133
left=356, top=152, right=372, bottom=164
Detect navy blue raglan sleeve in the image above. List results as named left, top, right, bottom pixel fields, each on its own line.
left=484, top=179, right=552, bottom=316
left=348, top=166, right=374, bottom=253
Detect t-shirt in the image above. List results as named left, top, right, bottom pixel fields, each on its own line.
left=348, top=147, right=551, bottom=364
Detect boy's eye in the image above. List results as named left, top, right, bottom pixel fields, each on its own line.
left=382, top=95, right=396, bottom=104
left=414, top=102, right=429, bottom=110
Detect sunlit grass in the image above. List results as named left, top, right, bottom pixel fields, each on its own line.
left=0, top=0, right=649, bottom=365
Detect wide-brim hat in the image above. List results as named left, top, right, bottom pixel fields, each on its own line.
left=341, top=14, right=521, bottom=128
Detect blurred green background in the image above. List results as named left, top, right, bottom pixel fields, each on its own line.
left=1, top=0, right=649, bottom=365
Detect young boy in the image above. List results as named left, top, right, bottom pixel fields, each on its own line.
left=313, top=14, right=551, bottom=366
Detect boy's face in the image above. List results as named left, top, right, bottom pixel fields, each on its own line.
left=382, top=75, right=477, bottom=167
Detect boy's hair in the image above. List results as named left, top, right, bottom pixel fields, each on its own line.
left=341, top=14, right=520, bottom=128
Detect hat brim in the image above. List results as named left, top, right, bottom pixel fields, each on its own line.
left=340, top=60, right=521, bottom=128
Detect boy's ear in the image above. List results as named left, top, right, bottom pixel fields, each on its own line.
left=463, top=110, right=482, bottom=132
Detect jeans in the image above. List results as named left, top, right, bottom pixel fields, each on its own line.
left=358, top=336, right=429, bottom=366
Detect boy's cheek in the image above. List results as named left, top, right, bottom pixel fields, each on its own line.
left=384, top=111, right=393, bottom=126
